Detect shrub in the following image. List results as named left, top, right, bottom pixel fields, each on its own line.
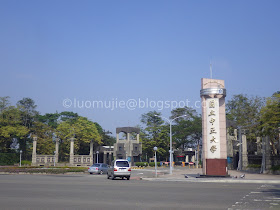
left=135, top=162, right=143, bottom=167
left=21, top=160, right=31, bottom=166
left=149, top=162, right=160, bottom=167
left=135, top=162, right=148, bottom=167
left=149, top=162, right=154, bottom=167
left=271, top=165, right=280, bottom=172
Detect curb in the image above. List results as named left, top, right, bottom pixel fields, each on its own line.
left=131, top=167, right=145, bottom=169
left=141, top=177, right=280, bottom=184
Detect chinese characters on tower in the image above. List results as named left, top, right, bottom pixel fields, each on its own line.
left=206, top=98, right=220, bottom=158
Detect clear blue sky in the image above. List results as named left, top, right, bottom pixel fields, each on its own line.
left=1, top=0, right=279, bottom=135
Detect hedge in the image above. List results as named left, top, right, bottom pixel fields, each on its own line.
left=21, top=160, right=32, bottom=166
left=135, top=162, right=149, bottom=167
left=0, top=167, right=87, bottom=174
left=149, top=162, right=160, bottom=167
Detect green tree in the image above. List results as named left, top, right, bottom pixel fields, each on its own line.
left=16, top=98, right=39, bottom=158
left=37, top=112, right=60, bottom=129
left=140, top=111, right=169, bottom=161
left=259, top=92, right=280, bottom=153
left=226, top=94, right=264, bottom=127
left=94, top=122, right=116, bottom=146
left=0, top=96, right=11, bottom=112
left=0, top=105, right=29, bottom=153
left=56, top=117, right=102, bottom=159
left=59, top=111, right=79, bottom=123
left=141, top=111, right=164, bottom=139
left=36, top=111, right=80, bottom=158
left=17, top=98, right=39, bottom=129
left=171, top=107, right=202, bottom=151
left=32, top=121, right=55, bottom=155
left=226, top=94, right=265, bottom=150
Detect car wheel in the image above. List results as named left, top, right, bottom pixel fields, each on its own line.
left=100, top=170, right=103, bottom=175
left=127, top=176, right=130, bottom=180
left=90, top=172, right=93, bottom=175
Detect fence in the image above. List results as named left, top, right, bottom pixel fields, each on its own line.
left=248, top=155, right=262, bottom=166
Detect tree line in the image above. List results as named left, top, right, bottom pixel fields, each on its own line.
left=0, top=90, right=279, bottom=163
left=226, top=92, right=280, bottom=155
left=0, top=97, right=115, bottom=161
left=139, top=108, right=202, bottom=162
left=140, top=91, right=280, bottom=161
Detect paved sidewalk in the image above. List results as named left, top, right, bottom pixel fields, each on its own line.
left=141, top=167, right=280, bottom=183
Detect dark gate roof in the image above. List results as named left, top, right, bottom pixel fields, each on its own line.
left=116, top=127, right=140, bottom=134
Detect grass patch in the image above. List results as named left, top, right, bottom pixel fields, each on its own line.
left=247, top=164, right=261, bottom=168
left=0, top=166, right=87, bottom=174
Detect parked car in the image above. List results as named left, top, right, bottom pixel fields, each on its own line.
left=107, top=159, right=131, bottom=180
left=88, top=163, right=108, bottom=174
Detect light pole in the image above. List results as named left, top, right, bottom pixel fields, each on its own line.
left=195, top=150, right=198, bottom=169
left=19, top=150, right=22, bottom=167
left=155, top=114, right=187, bottom=174
left=96, top=151, right=99, bottom=163
left=54, top=151, right=56, bottom=167
left=154, top=146, right=158, bottom=178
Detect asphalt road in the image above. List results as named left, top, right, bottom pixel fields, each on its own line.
left=0, top=174, right=279, bottom=210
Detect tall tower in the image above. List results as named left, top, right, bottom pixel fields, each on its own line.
left=200, top=78, right=227, bottom=176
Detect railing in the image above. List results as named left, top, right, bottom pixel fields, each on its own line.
left=73, top=155, right=91, bottom=165
left=36, top=155, right=55, bottom=164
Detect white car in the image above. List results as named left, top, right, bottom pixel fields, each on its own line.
left=107, top=159, right=131, bottom=180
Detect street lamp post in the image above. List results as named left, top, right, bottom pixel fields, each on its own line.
left=195, top=150, right=198, bottom=169
left=155, top=114, right=187, bottom=174
left=19, top=150, right=22, bottom=167
left=96, top=151, right=99, bottom=163
left=154, top=146, right=158, bottom=178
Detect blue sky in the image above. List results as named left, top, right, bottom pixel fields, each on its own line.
left=1, top=0, right=279, bottom=135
